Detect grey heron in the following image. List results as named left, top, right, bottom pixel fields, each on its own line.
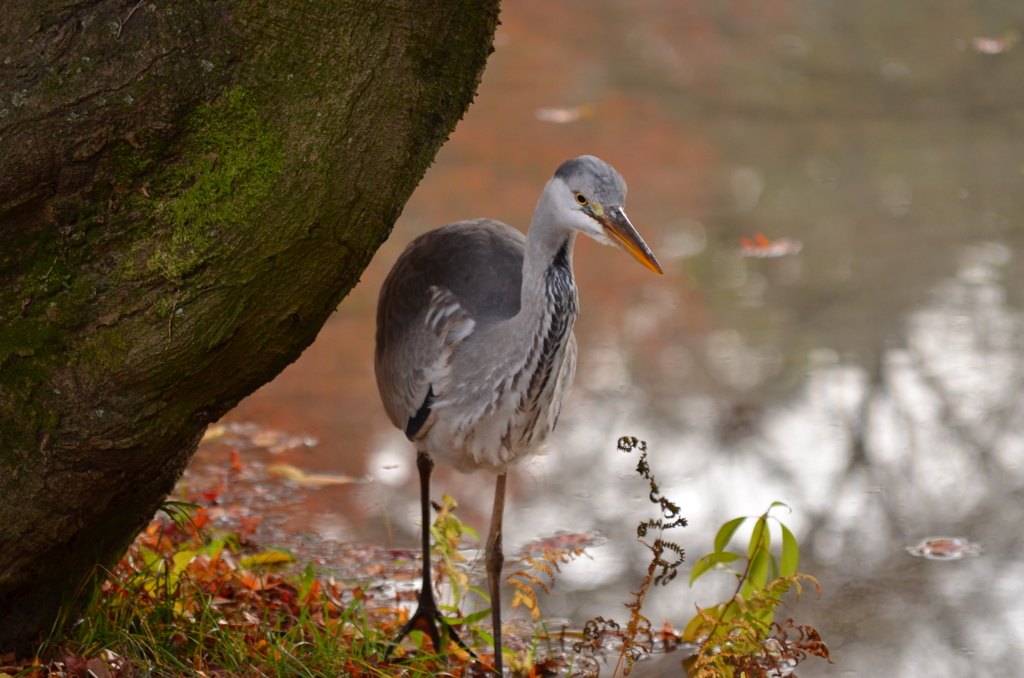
left=375, top=155, right=662, bottom=674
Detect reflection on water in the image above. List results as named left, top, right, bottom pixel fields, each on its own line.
left=208, top=1, right=1024, bottom=675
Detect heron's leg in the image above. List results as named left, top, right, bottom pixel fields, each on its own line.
left=485, top=472, right=508, bottom=676
left=384, top=451, right=475, bottom=661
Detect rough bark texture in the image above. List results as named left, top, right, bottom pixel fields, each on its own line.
left=0, top=0, right=499, bottom=652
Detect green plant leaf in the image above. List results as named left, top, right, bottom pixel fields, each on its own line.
left=690, top=550, right=744, bottom=586
left=298, top=561, right=316, bottom=599
left=780, top=523, right=799, bottom=576
left=461, top=609, right=491, bottom=625
left=201, top=539, right=225, bottom=562
left=768, top=501, right=790, bottom=512
left=681, top=604, right=720, bottom=642
left=749, top=549, right=770, bottom=590
left=160, top=499, right=201, bottom=515
left=159, top=500, right=203, bottom=533
left=469, top=585, right=491, bottom=603
left=747, top=515, right=770, bottom=558
left=138, top=546, right=163, bottom=574
left=708, top=602, right=738, bottom=638
left=753, top=606, right=775, bottom=627
left=171, top=550, right=197, bottom=576
left=714, top=517, right=746, bottom=553
left=689, top=556, right=716, bottom=586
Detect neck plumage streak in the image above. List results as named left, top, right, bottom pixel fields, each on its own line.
left=517, top=239, right=577, bottom=447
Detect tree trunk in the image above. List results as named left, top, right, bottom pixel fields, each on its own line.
left=0, top=0, right=499, bottom=652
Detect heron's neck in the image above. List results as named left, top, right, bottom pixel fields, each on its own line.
left=482, top=183, right=578, bottom=411
left=521, top=186, right=577, bottom=316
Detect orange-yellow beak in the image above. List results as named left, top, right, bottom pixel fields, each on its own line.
left=599, top=207, right=663, bottom=274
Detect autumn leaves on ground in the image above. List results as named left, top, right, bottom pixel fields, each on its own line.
left=1, top=474, right=519, bottom=678
left=0, top=434, right=829, bottom=678
left=0, top=441, right=657, bottom=678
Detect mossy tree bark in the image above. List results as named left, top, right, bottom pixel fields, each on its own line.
left=0, top=0, right=499, bottom=652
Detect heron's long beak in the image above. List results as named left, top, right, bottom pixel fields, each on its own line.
left=599, top=207, right=663, bottom=274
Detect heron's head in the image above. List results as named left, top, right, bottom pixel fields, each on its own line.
left=551, top=155, right=663, bottom=274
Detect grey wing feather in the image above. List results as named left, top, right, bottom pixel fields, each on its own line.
left=375, top=219, right=525, bottom=439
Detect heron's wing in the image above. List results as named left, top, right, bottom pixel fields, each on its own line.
left=375, top=219, right=525, bottom=439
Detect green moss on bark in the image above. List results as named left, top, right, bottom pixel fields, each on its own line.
left=148, top=88, right=285, bottom=282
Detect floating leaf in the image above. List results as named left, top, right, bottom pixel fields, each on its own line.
left=737, top=233, right=803, bottom=258
left=904, top=536, right=981, bottom=560
left=238, top=550, right=293, bottom=568
left=266, top=463, right=360, bottom=487
left=534, top=105, right=594, bottom=124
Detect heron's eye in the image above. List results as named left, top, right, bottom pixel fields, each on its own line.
left=575, top=193, right=588, bottom=206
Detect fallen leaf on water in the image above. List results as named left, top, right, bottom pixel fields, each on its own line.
left=971, top=31, right=1019, bottom=54
left=517, top=530, right=607, bottom=557
left=904, top=536, right=981, bottom=560
left=201, top=479, right=225, bottom=504
left=534, top=105, right=595, bottom=124
left=238, top=515, right=262, bottom=538
left=737, top=232, right=803, bottom=258
left=238, top=550, right=294, bottom=568
left=266, top=463, right=360, bottom=487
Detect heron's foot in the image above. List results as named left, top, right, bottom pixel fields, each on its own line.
left=383, top=595, right=477, bottom=662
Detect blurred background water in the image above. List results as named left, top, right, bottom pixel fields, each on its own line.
left=193, top=1, right=1024, bottom=675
